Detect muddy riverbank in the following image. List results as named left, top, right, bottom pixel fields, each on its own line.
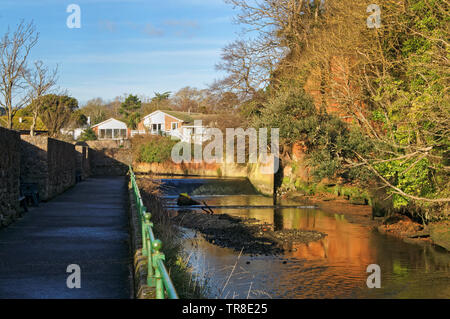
left=171, top=209, right=326, bottom=255
left=284, top=191, right=449, bottom=251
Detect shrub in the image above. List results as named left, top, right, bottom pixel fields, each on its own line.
left=78, top=128, right=97, bottom=141
left=131, top=135, right=178, bottom=164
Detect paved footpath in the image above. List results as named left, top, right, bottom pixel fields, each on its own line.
left=0, top=177, right=132, bottom=299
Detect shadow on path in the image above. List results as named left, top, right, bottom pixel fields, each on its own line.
left=0, top=177, right=131, bottom=299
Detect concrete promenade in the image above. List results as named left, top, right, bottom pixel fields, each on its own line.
left=0, top=177, right=131, bottom=298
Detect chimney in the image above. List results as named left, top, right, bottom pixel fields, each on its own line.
left=87, top=116, right=91, bottom=126
left=19, top=117, right=23, bottom=123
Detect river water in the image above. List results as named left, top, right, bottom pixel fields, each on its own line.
left=156, top=176, right=450, bottom=299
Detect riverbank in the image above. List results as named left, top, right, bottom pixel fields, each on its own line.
left=284, top=191, right=449, bottom=252
left=285, top=192, right=378, bottom=227
left=172, top=209, right=326, bottom=255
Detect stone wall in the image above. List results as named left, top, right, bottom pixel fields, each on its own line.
left=0, top=127, right=21, bottom=228
left=20, top=136, right=50, bottom=200
left=133, top=157, right=276, bottom=196
left=86, top=140, right=132, bottom=176
left=75, top=145, right=90, bottom=180
left=247, top=155, right=276, bottom=196
left=20, top=136, right=76, bottom=201
left=134, top=161, right=223, bottom=176
left=47, top=139, right=76, bottom=198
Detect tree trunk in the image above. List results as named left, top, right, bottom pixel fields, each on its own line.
left=7, top=110, right=13, bottom=130
left=30, top=111, right=37, bottom=136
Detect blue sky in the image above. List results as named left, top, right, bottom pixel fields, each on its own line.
left=0, top=0, right=240, bottom=104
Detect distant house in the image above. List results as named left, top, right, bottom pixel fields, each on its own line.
left=0, top=116, right=48, bottom=135
left=91, top=118, right=129, bottom=140
left=137, top=110, right=214, bottom=143
left=61, top=127, right=88, bottom=140
left=61, top=117, right=92, bottom=140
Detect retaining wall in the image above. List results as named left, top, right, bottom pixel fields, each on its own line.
left=20, top=136, right=76, bottom=201
left=0, top=127, right=21, bottom=228
left=86, top=140, right=132, bottom=176
left=133, top=156, right=276, bottom=196
left=75, top=145, right=91, bottom=180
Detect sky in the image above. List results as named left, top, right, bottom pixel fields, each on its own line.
left=0, top=0, right=241, bottom=105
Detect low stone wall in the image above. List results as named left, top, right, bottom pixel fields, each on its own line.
left=134, top=161, right=223, bottom=176
left=87, top=140, right=132, bottom=176
left=0, top=127, right=21, bottom=228
left=134, top=158, right=275, bottom=196
left=20, top=136, right=76, bottom=201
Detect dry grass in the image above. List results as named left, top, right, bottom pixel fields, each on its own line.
left=137, top=176, right=208, bottom=299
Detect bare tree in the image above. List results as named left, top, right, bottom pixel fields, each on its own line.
left=216, top=0, right=322, bottom=97
left=23, top=61, right=58, bottom=136
left=0, top=21, right=39, bottom=129
left=215, top=39, right=284, bottom=97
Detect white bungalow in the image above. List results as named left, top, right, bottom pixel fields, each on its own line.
left=137, top=110, right=213, bottom=143
left=92, top=118, right=129, bottom=140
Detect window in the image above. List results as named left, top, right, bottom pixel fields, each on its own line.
left=113, top=129, right=120, bottom=139
left=120, top=129, right=127, bottom=138
left=105, top=129, right=112, bottom=139
left=152, top=124, right=162, bottom=133
left=99, top=129, right=105, bottom=138
left=171, top=122, right=178, bottom=130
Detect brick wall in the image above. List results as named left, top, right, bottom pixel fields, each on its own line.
left=0, top=127, right=21, bottom=228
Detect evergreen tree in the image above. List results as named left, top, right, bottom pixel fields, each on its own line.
left=119, top=94, right=141, bottom=129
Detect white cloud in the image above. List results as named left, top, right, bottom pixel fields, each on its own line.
left=55, top=49, right=220, bottom=64
left=143, top=23, right=165, bottom=37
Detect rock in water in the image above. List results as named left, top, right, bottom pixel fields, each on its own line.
left=430, top=222, right=450, bottom=252
left=177, top=193, right=200, bottom=206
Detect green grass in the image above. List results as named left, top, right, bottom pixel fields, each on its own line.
left=293, top=179, right=372, bottom=205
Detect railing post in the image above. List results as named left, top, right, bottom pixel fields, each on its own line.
left=142, top=212, right=150, bottom=256
left=129, top=165, right=178, bottom=299
left=144, top=216, right=156, bottom=287
left=152, top=239, right=165, bottom=299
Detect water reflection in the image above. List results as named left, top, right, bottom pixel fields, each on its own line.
left=158, top=177, right=450, bottom=299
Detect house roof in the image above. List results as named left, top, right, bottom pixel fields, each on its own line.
left=91, top=118, right=127, bottom=128
left=143, top=110, right=214, bottom=125
left=0, top=116, right=47, bottom=131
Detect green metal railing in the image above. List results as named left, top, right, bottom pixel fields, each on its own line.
left=129, top=166, right=179, bottom=299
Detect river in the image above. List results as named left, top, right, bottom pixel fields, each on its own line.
left=155, top=176, right=450, bottom=299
